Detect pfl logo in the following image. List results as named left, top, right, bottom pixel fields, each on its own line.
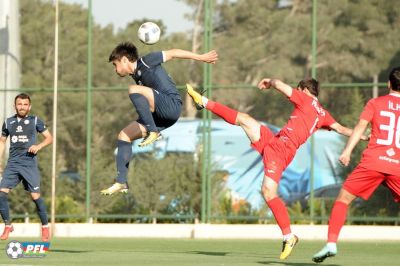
left=5, top=241, right=50, bottom=259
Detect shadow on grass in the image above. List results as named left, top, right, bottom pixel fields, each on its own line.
left=257, top=261, right=340, bottom=266
left=187, top=251, right=229, bottom=256
left=51, top=249, right=92, bottom=253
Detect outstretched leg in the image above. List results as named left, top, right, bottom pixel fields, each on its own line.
left=186, top=84, right=261, bottom=143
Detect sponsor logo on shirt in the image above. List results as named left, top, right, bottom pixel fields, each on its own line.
left=386, top=148, right=396, bottom=157
left=378, top=155, right=399, bottom=164
left=11, top=135, right=29, bottom=143
left=16, top=126, right=23, bottom=133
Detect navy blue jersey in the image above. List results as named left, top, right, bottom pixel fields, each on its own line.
left=131, top=51, right=182, bottom=102
left=1, top=115, right=47, bottom=163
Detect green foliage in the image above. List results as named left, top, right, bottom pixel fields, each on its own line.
left=323, top=87, right=369, bottom=178
left=13, top=0, right=400, bottom=222
left=287, top=201, right=310, bottom=224
left=210, top=171, right=257, bottom=224
left=18, top=0, right=195, bottom=220
left=128, top=153, right=199, bottom=215
left=350, top=186, right=400, bottom=225
left=55, top=195, right=85, bottom=222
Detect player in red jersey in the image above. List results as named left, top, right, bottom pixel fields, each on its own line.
left=312, top=67, right=400, bottom=263
left=187, top=78, right=365, bottom=260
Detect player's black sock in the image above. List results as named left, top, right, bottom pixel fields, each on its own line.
left=0, top=192, right=11, bottom=225
left=33, top=197, right=48, bottom=226
left=115, top=140, right=132, bottom=184
left=129, top=93, right=157, bottom=132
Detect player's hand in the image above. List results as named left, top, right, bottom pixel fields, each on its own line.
left=201, top=50, right=218, bottom=64
left=360, top=134, right=370, bottom=141
left=339, top=151, right=351, bottom=166
left=258, top=78, right=272, bottom=90
left=28, top=144, right=41, bottom=154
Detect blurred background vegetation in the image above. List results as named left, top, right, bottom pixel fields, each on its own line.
left=4, top=0, right=400, bottom=224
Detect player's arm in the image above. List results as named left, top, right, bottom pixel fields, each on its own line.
left=0, top=136, right=7, bottom=172
left=163, top=49, right=218, bottom=64
left=0, top=136, right=6, bottom=157
left=0, top=120, right=8, bottom=173
left=339, top=119, right=369, bottom=166
left=28, top=129, right=53, bottom=155
left=329, top=122, right=369, bottom=141
left=257, top=78, right=293, bottom=98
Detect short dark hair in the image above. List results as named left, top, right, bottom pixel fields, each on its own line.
left=389, top=67, right=400, bottom=91
left=108, top=42, right=138, bottom=62
left=297, top=78, right=320, bottom=97
left=14, top=93, right=31, bottom=104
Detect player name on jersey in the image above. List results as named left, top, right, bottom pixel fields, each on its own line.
left=388, top=100, right=400, bottom=111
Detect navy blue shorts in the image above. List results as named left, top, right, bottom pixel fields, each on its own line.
left=137, top=91, right=182, bottom=131
left=0, top=162, right=41, bottom=192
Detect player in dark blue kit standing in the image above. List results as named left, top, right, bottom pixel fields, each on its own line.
left=0, top=93, right=53, bottom=241
left=100, top=42, right=218, bottom=195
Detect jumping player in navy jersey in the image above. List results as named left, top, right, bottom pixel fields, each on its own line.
left=0, top=93, right=53, bottom=241
left=100, top=42, right=218, bottom=195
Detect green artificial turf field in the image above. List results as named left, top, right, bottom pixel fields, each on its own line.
left=0, top=238, right=398, bottom=265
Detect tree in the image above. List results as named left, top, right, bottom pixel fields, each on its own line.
left=16, top=0, right=399, bottom=221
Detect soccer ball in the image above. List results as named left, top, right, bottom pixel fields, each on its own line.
left=6, top=241, right=23, bottom=259
left=138, top=22, right=161, bottom=45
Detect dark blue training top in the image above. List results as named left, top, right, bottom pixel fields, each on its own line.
left=1, top=115, right=47, bottom=163
left=131, top=51, right=182, bottom=103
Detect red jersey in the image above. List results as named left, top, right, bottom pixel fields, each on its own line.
left=277, top=89, right=336, bottom=149
left=359, top=93, right=400, bottom=175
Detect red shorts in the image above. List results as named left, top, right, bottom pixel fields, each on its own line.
left=251, top=126, right=296, bottom=183
left=343, top=165, right=400, bottom=202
